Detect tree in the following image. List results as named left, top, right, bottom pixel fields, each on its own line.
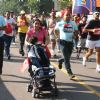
left=27, top=0, right=39, bottom=13
left=38, top=0, right=54, bottom=14
left=60, top=0, right=72, bottom=9
left=0, top=0, right=54, bottom=15
left=0, top=0, right=18, bottom=14
left=27, top=0, right=54, bottom=14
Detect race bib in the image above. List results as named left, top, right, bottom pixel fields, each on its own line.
left=63, top=24, right=73, bottom=33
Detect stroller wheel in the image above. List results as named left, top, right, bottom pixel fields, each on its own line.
left=26, top=84, right=33, bottom=92
left=32, top=88, right=39, bottom=98
left=54, top=88, right=58, bottom=96
left=51, top=89, right=58, bottom=97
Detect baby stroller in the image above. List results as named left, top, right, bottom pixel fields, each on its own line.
left=26, top=38, right=58, bottom=98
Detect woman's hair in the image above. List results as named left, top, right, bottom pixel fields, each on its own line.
left=81, top=15, right=87, bottom=19
left=33, top=18, right=41, bottom=24
left=30, top=37, right=38, bottom=44
left=33, top=18, right=43, bottom=30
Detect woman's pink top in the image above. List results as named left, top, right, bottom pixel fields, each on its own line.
left=27, top=27, right=48, bottom=44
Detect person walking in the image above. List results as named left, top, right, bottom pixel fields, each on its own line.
left=82, top=11, right=100, bottom=73
left=54, top=11, right=78, bottom=79
left=25, top=18, right=49, bottom=51
left=73, top=14, right=80, bottom=51
left=76, top=15, right=88, bottom=59
left=48, top=11, right=57, bottom=57
left=40, top=13, right=47, bottom=29
left=17, top=10, right=29, bottom=56
left=25, top=18, right=50, bottom=67
left=3, top=11, right=16, bottom=60
left=0, top=15, right=6, bottom=75
left=10, top=11, right=17, bottom=45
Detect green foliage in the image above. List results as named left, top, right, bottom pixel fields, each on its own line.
left=27, top=0, right=54, bottom=14
left=38, top=0, right=54, bottom=14
left=0, top=0, right=28, bottom=15
left=27, top=0, right=39, bottom=13
left=60, top=0, right=72, bottom=9
left=0, top=0, right=18, bottom=14
left=0, top=0, right=54, bottom=15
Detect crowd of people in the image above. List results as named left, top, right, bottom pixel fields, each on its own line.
left=0, top=8, right=100, bottom=80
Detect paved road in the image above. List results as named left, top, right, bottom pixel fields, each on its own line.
left=0, top=42, right=100, bottom=100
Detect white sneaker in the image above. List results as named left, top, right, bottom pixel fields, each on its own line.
left=96, top=66, right=100, bottom=73
left=12, top=42, right=16, bottom=45
left=49, top=65, right=54, bottom=68
left=82, top=57, right=86, bottom=66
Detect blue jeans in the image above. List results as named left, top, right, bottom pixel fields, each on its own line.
left=30, top=57, right=42, bottom=68
left=3, top=34, right=13, bottom=56
left=59, top=40, right=73, bottom=75
left=27, top=45, right=50, bottom=67
left=19, top=32, right=26, bottom=52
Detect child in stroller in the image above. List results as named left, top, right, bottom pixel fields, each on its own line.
left=26, top=37, right=58, bottom=98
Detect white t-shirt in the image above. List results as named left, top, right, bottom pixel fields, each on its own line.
left=28, top=45, right=36, bottom=58
left=28, top=45, right=40, bottom=58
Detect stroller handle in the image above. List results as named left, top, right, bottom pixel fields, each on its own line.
left=34, top=67, right=55, bottom=76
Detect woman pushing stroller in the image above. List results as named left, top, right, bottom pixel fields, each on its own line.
left=25, top=18, right=51, bottom=75
left=25, top=19, right=58, bottom=98
left=26, top=19, right=49, bottom=67
left=25, top=18, right=49, bottom=47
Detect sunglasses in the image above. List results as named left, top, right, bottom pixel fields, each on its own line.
left=95, top=13, right=99, bottom=15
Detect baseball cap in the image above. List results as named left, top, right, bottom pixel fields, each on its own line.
left=93, top=11, right=99, bottom=15
left=20, top=10, right=25, bottom=14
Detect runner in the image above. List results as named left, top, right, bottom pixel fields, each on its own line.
left=17, top=10, right=29, bottom=56
left=83, top=11, right=100, bottom=73
left=55, top=11, right=78, bottom=79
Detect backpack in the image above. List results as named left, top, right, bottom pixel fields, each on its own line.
left=5, top=23, right=13, bottom=34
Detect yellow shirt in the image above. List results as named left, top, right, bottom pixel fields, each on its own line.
left=17, top=16, right=29, bottom=33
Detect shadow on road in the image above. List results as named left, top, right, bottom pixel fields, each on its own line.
left=55, top=82, right=99, bottom=100
left=3, top=56, right=25, bottom=63
left=0, top=74, right=99, bottom=100
left=76, top=74, right=100, bottom=82
left=2, top=74, right=30, bottom=82
left=0, top=77, right=16, bottom=100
